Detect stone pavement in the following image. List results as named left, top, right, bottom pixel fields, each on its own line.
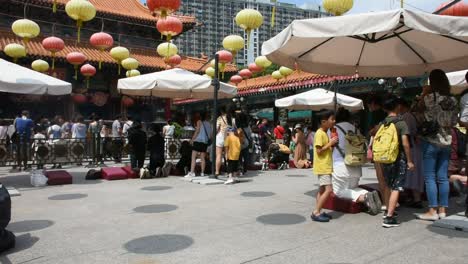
left=0, top=165, right=467, bottom=264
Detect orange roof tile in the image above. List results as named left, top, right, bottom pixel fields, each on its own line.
left=0, top=31, right=236, bottom=73
left=35, top=0, right=196, bottom=24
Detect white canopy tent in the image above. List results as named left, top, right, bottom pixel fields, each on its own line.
left=262, top=9, right=468, bottom=77
left=0, top=59, right=71, bottom=95
left=117, top=68, right=237, bottom=99
left=275, top=88, right=364, bottom=112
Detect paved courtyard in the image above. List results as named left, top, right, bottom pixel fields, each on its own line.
left=0, top=165, right=467, bottom=264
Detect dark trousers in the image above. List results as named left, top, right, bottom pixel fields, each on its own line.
left=240, top=148, right=250, bottom=172
left=149, top=154, right=165, bottom=174
left=16, top=140, right=29, bottom=168
left=112, top=139, right=123, bottom=162
left=130, top=152, right=145, bottom=170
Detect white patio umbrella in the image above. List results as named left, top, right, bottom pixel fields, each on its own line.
left=275, top=88, right=364, bottom=111
left=262, top=9, right=468, bottom=77
left=448, top=70, right=467, bottom=94
left=0, top=59, right=71, bottom=95
left=117, top=68, right=237, bottom=99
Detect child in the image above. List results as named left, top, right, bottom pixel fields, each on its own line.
left=311, top=110, right=338, bottom=222
left=224, top=127, right=241, bottom=185
left=379, top=97, right=414, bottom=228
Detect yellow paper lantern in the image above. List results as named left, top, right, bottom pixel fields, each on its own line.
left=4, top=43, right=26, bottom=63
left=223, top=35, right=244, bottom=63
left=255, top=56, right=272, bottom=69
left=205, top=67, right=215, bottom=78
left=235, top=9, right=263, bottom=46
left=121, top=58, right=139, bottom=70
left=11, top=19, right=40, bottom=47
left=31, top=59, right=49, bottom=73
left=323, top=0, right=354, bottom=16
left=279, top=66, right=294, bottom=77
left=126, top=70, right=141, bottom=77
left=110, top=46, right=130, bottom=75
left=272, top=70, right=283, bottom=81
left=65, top=0, right=96, bottom=43
left=157, top=42, right=178, bottom=58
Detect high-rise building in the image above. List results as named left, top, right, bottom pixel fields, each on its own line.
left=173, top=0, right=325, bottom=66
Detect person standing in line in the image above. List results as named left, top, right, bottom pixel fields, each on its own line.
left=71, top=116, right=87, bottom=140
left=14, top=110, right=33, bottom=170
left=185, top=112, right=212, bottom=178
left=48, top=116, right=64, bottom=169
left=311, top=110, right=338, bottom=223
left=163, top=119, right=175, bottom=159
left=224, top=127, right=241, bottom=185
left=215, top=107, right=230, bottom=177
left=112, top=115, right=123, bottom=163
left=274, top=121, right=285, bottom=144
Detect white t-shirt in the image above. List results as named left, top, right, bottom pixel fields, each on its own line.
left=329, top=122, right=356, bottom=164
left=164, top=124, right=175, bottom=138
left=122, top=121, right=133, bottom=136
left=0, top=126, right=8, bottom=140
left=112, top=120, right=121, bottom=138
left=460, top=93, right=468, bottom=123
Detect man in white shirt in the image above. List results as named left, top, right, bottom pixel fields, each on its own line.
left=112, top=115, right=123, bottom=163
left=163, top=120, right=175, bottom=159
left=122, top=116, right=133, bottom=137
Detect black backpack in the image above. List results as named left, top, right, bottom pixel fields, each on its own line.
left=85, top=169, right=102, bottom=180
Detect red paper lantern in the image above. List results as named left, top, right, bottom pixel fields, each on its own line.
left=216, top=50, right=233, bottom=64
left=156, top=16, right=183, bottom=41
left=165, top=54, right=182, bottom=67
left=122, top=96, right=135, bottom=107
left=66, top=52, right=86, bottom=80
left=42, top=36, right=65, bottom=70
left=147, top=0, right=181, bottom=17
left=230, top=75, right=243, bottom=85
left=437, top=1, right=468, bottom=16
left=248, top=63, right=263, bottom=73
left=91, top=92, right=108, bottom=107
left=80, top=64, right=96, bottom=88
left=239, top=69, right=253, bottom=79
left=90, top=32, right=114, bottom=69
left=72, top=94, right=87, bottom=104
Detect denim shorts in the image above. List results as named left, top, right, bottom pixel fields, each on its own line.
left=382, top=158, right=407, bottom=191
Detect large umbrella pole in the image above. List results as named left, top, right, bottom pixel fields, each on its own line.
left=211, top=54, right=220, bottom=179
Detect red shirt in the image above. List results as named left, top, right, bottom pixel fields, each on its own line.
left=274, top=126, right=285, bottom=139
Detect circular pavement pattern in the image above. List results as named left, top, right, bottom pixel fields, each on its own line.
left=256, top=213, right=306, bottom=225
left=133, top=204, right=178, bottom=214
left=48, top=193, right=88, bottom=200
left=124, top=234, right=194, bottom=254
left=241, top=191, right=275, bottom=197
left=141, top=186, right=172, bottom=191
left=7, top=220, right=54, bottom=233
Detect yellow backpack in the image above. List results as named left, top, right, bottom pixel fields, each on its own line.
left=372, top=121, right=399, bottom=164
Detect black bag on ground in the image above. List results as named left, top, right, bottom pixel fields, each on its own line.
left=85, top=169, right=102, bottom=180
left=0, top=184, right=11, bottom=229
left=0, top=228, right=16, bottom=254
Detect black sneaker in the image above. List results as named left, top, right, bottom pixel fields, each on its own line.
left=382, top=216, right=400, bottom=228
left=383, top=211, right=399, bottom=219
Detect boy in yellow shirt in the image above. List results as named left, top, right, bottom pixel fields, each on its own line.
left=312, top=110, right=338, bottom=222
left=224, top=127, right=241, bottom=185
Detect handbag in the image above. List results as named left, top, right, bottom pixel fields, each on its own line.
left=419, top=92, right=440, bottom=137
left=201, top=122, right=212, bottom=146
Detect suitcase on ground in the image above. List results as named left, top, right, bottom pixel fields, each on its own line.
left=122, top=166, right=139, bottom=179
left=0, top=228, right=15, bottom=254
left=323, top=192, right=363, bottom=214
left=0, top=184, right=11, bottom=229
left=85, top=169, right=102, bottom=180
left=45, top=170, right=73, bottom=185
left=101, top=167, right=128, bottom=181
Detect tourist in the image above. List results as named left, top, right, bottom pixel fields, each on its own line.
left=306, top=125, right=315, bottom=162
left=112, top=115, right=123, bottom=163
left=311, top=110, right=338, bottom=223
left=163, top=119, right=175, bottom=159
left=215, top=107, right=230, bottom=177
left=258, top=119, right=270, bottom=153
left=415, top=69, right=458, bottom=221
left=224, top=127, right=241, bottom=185
left=0, top=119, right=8, bottom=141
left=250, top=124, right=262, bottom=165
left=127, top=121, right=147, bottom=172
left=185, top=111, right=212, bottom=178
left=457, top=71, right=468, bottom=218
left=367, top=96, right=389, bottom=211
left=292, top=124, right=309, bottom=168
left=273, top=121, right=285, bottom=144
left=61, top=118, right=72, bottom=139
left=88, top=116, right=101, bottom=164
left=47, top=116, right=63, bottom=141
left=148, top=124, right=165, bottom=177
left=122, top=115, right=133, bottom=137
left=14, top=110, right=33, bottom=170
left=378, top=96, right=414, bottom=228
left=71, top=116, right=87, bottom=140
left=237, top=113, right=252, bottom=174
left=32, top=127, right=46, bottom=169
left=331, top=108, right=381, bottom=215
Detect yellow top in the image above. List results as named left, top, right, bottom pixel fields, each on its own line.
left=313, top=128, right=333, bottom=175
left=224, top=134, right=241, bottom=161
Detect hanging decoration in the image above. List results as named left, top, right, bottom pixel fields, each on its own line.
left=222, top=35, right=244, bottom=64
left=31, top=59, right=49, bottom=73
left=72, top=93, right=87, bottom=104
left=65, top=0, right=96, bottom=43
left=91, top=92, right=108, bottom=107
left=322, top=0, right=354, bottom=16
left=437, top=1, right=468, bottom=16
left=110, top=46, right=130, bottom=75
left=279, top=66, right=294, bottom=78
left=248, top=63, right=263, bottom=74
left=272, top=70, right=283, bottom=81
left=157, top=42, right=178, bottom=58
left=230, top=75, right=243, bottom=86
left=126, top=69, right=141, bottom=77
left=215, top=50, right=233, bottom=78
left=12, top=19, right=40, bottom=49
left=255, top=56, right=272, bottom=69
left=4, top=43, right=26, bottom=63
left=235, top=9, right=263, bottom=47
left=165, top=54, right=182, bottom=68
left=42, top=36, right=65, bottom=70
left=121, top=58, right=139, bottom=72
left=271, top=0, right=277, bottom=28
left=156, top=16, right=183, bottom=42
left=66, top=52, right=86, bottom=80
left=147, top=0, right=181, bottom=18
left=239, top=69, right=253, bottom=80
left=121, top=96, right=135, bottom=107
left=80, top=64, right=96, bottom=88
left=90, top=32, right=114, bottom=70
left=205, top=67, right=215, bottom=78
